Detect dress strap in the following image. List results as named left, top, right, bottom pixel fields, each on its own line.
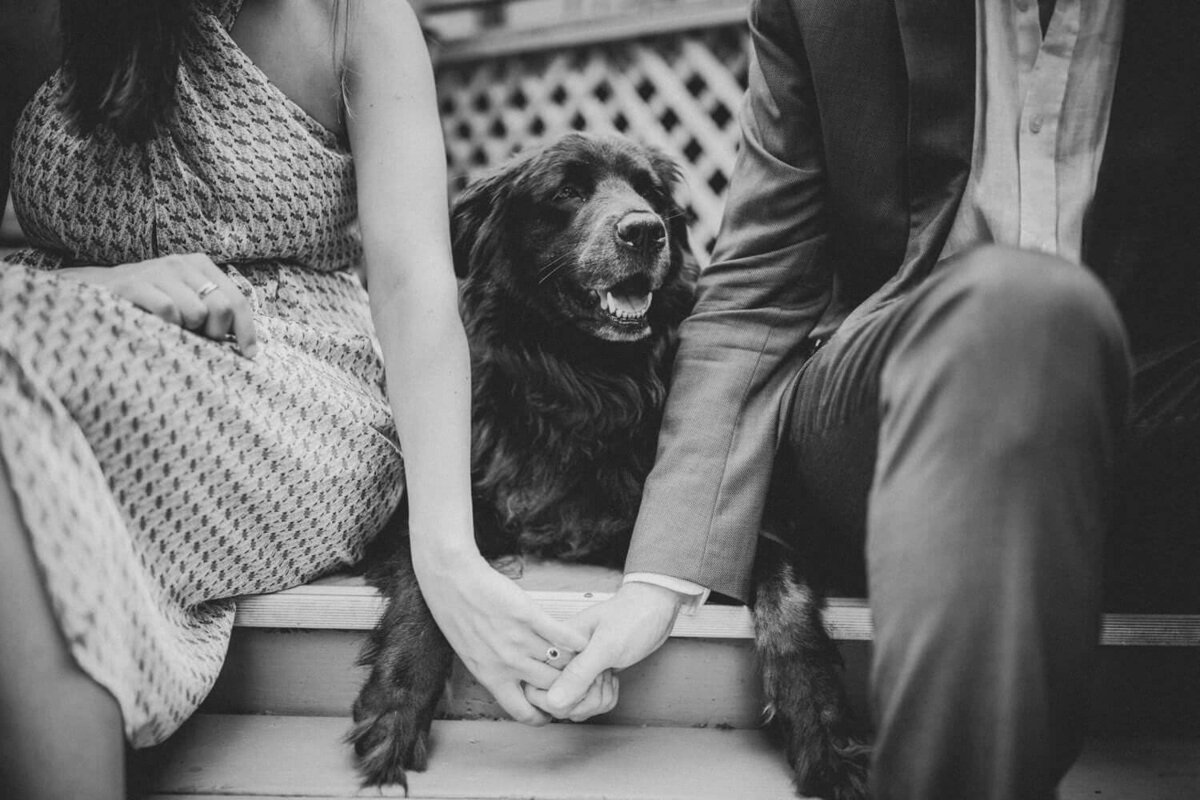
left=204, top=0, right=244, bottom=31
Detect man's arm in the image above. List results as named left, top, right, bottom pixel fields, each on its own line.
left=626, top=0, right=835, bottom=603
left=541, top=0, right=836, bottom=716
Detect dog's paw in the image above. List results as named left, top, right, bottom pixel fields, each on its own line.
left=347, top=683, right=433, bottom=790
left=790, top=735, right=871, bottom=800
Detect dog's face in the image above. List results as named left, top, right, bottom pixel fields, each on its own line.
left=452, top=133, right=695, bottom=343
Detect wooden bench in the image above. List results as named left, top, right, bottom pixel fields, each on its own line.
left=129, top=560, right=1200, bottom=799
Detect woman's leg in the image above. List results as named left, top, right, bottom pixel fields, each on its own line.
left=0, top=459, right=125, bottom=800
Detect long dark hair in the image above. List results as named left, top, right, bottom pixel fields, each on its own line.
left=57, top=0, right=193, bottom=143
left=56, top=0, right=353, bottom=144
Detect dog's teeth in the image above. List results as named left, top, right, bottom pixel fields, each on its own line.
left=597, top=289, right=654, bottom=320
left=608, top=291, right=653, bottom=318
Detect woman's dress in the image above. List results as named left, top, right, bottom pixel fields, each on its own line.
left=0, top=0, right=403, bottom=746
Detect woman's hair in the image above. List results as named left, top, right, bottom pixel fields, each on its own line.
left=58, top=0, right=194, bottom=143
left=57, top=0, right=353, bottom=144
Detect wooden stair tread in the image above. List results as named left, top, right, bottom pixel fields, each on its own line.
left=139, top=714, right=795, bottom=799
left=234, top=564, right=1200, bottom=646
left=138, top=714, right=1200, bottom=800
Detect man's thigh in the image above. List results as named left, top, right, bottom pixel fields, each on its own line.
left=779, top=255, right=1197, bottom=612
left=776, top=276, right=921, bottom=593
left=776, top=245, right=1129, bottom=592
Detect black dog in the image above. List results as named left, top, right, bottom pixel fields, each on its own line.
left=348, top=133, right=869, bottom=799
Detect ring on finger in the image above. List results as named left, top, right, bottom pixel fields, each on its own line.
left=542, top=646, right=573, bottom=667
left=197, top=281, right=220, bottom=299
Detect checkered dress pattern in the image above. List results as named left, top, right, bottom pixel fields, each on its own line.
left=0, top=0, right=404, bottom=746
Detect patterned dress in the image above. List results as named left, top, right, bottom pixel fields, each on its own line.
left=0, top=0, right=404, bottom=746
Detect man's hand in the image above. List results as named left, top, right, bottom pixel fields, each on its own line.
left=531, top=581, right=685, bottom=720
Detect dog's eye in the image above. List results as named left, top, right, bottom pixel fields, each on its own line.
left=641, top=184, right=669, bottom=207
left=554, top=186, right=584, bottom=202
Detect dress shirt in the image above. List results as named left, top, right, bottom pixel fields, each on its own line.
left=941, top=0, right=1124, bottom=264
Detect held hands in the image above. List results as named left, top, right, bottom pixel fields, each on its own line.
left=409, top=545, right=592, bottom=725
left=530, top=581, right=685, bottom=721
left=59, top=253, right=258, bottom=357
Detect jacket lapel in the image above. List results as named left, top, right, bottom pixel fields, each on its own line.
left=864, top=0, right=975, bottom=312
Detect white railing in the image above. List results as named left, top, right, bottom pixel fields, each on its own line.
left=423, top=0, right=751, bottom=258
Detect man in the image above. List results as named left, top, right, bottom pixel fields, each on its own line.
left=532, top=1, right=1200, bottom=799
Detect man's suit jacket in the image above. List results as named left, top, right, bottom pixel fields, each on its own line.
left=625, top=0, right=1200, bottom=603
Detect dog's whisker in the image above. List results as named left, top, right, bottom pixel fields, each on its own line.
left=536, top=250, right=572, bottom=273
left=536, top=252, right=571, bottom=277
left=537, top=261, right=571, bottom=285
left=536, top=252, right=576, bottom=284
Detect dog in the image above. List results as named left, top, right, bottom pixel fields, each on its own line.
left=348, top=132, right=869, bottom=800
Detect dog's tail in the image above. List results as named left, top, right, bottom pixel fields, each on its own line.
left=753, top=536, right=871, bottom=800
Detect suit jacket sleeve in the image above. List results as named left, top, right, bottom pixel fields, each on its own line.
left=624, top=0, right=835, bottom=603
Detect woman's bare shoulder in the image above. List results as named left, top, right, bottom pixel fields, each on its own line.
left=230, top=0, right=349, bottom=138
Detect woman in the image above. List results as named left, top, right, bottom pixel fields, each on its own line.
left=0, top=2, right=603, bottom=797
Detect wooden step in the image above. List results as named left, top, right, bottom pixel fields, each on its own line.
left=232, top=563, right=1200, bottom=646
left=204, top=562, right=1200, bottom=733
left=134, top=714, right=1200, bottom=800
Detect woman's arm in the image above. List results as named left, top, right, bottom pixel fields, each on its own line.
left=342, top=0, right=588, bottom=725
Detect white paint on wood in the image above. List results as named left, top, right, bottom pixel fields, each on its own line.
left=204, top=630, right=769, bottom=728
left=138, top=715, right=1200, bottom=800
left=233, top=573, right=1200, bottom=646
left=142, top=715, right=798, bottom=799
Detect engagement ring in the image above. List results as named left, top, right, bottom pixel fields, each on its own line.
left=543, top=646, right=574, bottom=667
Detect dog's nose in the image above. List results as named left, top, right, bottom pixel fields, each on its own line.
left=616, top=212, right=666, bottom=255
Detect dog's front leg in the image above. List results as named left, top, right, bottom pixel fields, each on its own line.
left=753, top=538, right=871, bottom=800
left=349, top=541, right=454, bottom=789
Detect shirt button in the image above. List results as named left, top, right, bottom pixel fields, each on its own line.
left=1029, top=115, right=1044, bottom=134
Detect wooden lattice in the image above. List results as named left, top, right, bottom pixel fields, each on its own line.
left=435, top=25, right=750, bottom=259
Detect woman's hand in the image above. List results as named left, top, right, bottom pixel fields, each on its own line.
left=59, top=253, right=258, bottom=357
left=411, top=544, right=590, bottom=725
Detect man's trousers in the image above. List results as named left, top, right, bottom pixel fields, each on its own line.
left=780, top=245, right=1132, bottom=800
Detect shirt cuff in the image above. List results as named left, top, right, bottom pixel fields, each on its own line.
left=623, top=572, right=711, bottom=615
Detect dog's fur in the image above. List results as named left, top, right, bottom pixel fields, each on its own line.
left=348, top=133, right=870, bottom=799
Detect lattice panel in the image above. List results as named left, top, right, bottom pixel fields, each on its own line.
left=436, top=25, right=750, bottom=259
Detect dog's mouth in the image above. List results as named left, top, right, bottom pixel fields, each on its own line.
left=592, top=275, right=653, bottom=325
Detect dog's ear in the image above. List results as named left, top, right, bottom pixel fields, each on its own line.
left=647, top=147, right=701, bottom=287
left=450, top=169, right=512, bottom=279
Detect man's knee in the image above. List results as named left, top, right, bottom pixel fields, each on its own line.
left=882, top=245, right=1132, bottom=447
left=936, top=244, right=1127, bottom=357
